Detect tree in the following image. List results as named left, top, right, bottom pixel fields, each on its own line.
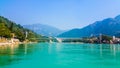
left=0, top=22, right=11, bottom=38
left=14, top=29, right=25, bottom=41
left=101, top=35, right=112, bottom=41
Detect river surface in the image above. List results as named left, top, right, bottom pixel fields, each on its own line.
left=0, top=43, right=120, bottom=68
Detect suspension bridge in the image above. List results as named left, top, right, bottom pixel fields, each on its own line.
left=30, top=37, right=83, bottom=43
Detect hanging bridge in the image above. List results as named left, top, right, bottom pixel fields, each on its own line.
left=30, top=37, right=83, bottom=43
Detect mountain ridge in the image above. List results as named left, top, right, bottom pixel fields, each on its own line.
left=58, top=15, right=120, bottom=38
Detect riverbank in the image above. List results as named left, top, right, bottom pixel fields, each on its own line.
left=0, top=41, right=23, bottom=46
left=0, top=42, right=13, bottom=45
left=0, top=42, right=38, bottom=46
left=0, top=38, right=37, bottom=46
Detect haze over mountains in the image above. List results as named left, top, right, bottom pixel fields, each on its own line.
left=23, top=24, right=64, bottom=37
left=58, top=15, right=120, bottom=38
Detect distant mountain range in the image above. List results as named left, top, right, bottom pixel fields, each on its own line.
left=23, top=24, right=64, bottom=37
left=58, top=15, right=120, bottom=38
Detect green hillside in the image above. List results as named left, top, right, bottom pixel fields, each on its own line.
left=0, top=16, right=45, bottom=42
left=58, top=15, right=120, bottom=38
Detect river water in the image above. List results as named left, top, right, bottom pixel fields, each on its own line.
left=0, top=43, right=120, bottom=68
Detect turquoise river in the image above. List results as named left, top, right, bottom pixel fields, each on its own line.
left=0, top=43, right=120, bottom=68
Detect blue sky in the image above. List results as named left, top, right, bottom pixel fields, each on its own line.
left=1, top=0, right=120, bottom=30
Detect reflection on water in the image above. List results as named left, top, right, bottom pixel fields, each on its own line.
left=0, top=43, right=120, bottom=68
left=0, top=43, right=37, bottom=67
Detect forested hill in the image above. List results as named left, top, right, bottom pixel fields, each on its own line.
left=0, top=16, right=44, bottom=42
left=58, top=15, right=120, bottom=38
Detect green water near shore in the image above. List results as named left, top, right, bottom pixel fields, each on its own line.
left=0, top=43, right=120, bottom=68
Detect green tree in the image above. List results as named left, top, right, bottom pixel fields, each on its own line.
left=15, top=29, right=25, bottom=41
left=101, top=35, right=112, bottom=41
left=0, top=23, right=11, bottom=38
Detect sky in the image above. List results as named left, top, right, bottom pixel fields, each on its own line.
left=0, top=0, right=120, bottom=30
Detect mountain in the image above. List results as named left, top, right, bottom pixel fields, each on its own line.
left=58, top=15, right=120, bottom=38
left=23, top=24, right=64, bottom=37
left=0, top=16, right=44, bottom=42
